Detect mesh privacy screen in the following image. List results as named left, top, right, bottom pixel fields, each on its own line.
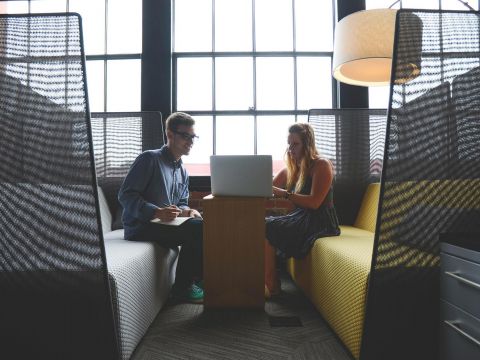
left=91, top=111, right=164, bottom=179
left=0, top=14, right=118, bottom=359
left=308, top=109, right=387, bottom=225
left=91, top=111, right=164, bottom=221
left=361, top=10, right=480, bottom=360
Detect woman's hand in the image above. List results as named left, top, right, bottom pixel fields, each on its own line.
left=272, top=186, right=288, bottom=199
left=154, top=205, right=181, bottom=222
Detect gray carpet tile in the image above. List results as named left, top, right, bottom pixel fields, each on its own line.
left=130, top=275, right=353, bottom=360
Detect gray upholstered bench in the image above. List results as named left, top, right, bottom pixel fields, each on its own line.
left=98, top=184, right=178, bottom=360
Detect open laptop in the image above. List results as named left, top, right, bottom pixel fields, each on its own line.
left=210, top=155, right=273, bottom=197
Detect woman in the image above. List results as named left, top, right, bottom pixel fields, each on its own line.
left=265, top=123, right=340, bottom=297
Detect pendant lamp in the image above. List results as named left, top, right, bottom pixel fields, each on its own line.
left=332, top=9, right=422, bottom=86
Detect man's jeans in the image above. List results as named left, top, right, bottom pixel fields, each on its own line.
left=130, top=218, right=203, bottom=289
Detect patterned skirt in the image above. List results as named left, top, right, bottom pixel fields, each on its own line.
left=266, top=206, right=340, bottom=259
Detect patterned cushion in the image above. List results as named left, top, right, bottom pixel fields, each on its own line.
left=287, top=182, right=381, bottom=360
left=97, top=186, right=113, bottom=233
left=354, top=183, right=380, bottom=232
left=288, top=226, right=374, bottom=360
left=98, top=177, right=124, bottom=229
left=99, top=177, right=179, bottom=359
left=104, top=235, right=178, bottom=360
left=112, top=207, right=124, bottom=230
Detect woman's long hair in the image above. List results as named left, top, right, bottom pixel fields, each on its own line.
left=285, top=123, right=319, bottom=193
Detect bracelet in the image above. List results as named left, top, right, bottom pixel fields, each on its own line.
left=284, top=191, right=292, bottom=199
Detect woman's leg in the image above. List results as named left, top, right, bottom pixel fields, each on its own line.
left=265, top=239, right=280, bottom=296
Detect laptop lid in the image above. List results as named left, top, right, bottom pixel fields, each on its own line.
left=210, top=155, right=273, bottom=197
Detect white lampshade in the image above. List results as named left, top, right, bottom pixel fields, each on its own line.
left=333, top=9, right=420, bottom=87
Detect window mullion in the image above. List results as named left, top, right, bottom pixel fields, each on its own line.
left=252, top=0, right=257, bottom=153
left=212, top=0, right=216, bottom=155
left=104, top=0, right=108, bottom=112
left=292, top=0, right=298, bottom=120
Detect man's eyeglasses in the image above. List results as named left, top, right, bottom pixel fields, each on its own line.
left=173, top=130, right=199, bottom=142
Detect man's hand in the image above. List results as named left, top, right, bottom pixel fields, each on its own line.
left=154, top=205, right=181, bottom=222
left=181, top=208, right=202, bottom=218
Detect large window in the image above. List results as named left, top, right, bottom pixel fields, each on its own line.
left=1, top=0, right=142, bottom=112
left=366, top=0, right=480, bottom=109
left=173, top=0, right=336, bottom=175
left=1, top=0, right=343, bottom=177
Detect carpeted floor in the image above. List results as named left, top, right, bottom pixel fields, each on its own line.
left=131, top=275, right=353, bottom=360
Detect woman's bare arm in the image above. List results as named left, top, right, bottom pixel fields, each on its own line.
left=275, top=159, right=333, bottom=209
left=273, top=167, right=288, bottom=188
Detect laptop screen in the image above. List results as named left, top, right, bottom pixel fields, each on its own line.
left=210, top=155, right=273, bottom=197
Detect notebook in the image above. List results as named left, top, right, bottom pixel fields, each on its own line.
left=210, top=155, right=273, bottom=197
left=151, top=217, right=190, bottom=226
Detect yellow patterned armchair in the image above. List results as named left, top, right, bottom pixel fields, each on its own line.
left=287, top=183, right=380, bottom=360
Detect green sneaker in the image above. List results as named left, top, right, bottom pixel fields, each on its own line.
left=173, top=284, right=203, bottom=304
left=185, top=283, right=204, bottom=303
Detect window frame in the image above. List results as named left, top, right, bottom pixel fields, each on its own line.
left=171, top=0, right=339, bottom=169
left=2, top=0, right=368, bottom=190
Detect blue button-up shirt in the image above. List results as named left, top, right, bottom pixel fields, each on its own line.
left=118, top=145, right=190, bottom=239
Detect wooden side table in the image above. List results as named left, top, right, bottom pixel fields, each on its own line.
left=202, top=195, right=265, bottom=309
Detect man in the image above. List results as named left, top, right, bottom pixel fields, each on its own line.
left=118, top=112, right=203, bottom=303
